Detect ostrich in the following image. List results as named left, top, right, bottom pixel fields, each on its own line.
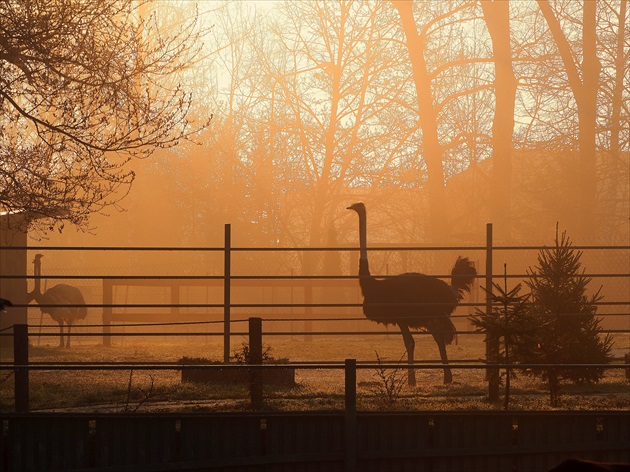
left=0, top=298, right=12, bottom=312
left=29, top=254, right=87, bottom=348
left=347, top=202, right=476, bottom=386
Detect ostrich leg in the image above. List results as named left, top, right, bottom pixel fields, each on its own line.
left=433, top=334, right=453, bottom=384
left=66, top=322, right=72, bottom=348
left=57, top=322, right=65, bottom=348
left=398, top=324, right=416, bottom=386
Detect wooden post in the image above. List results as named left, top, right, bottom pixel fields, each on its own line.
left=102, top=279, right=112, bottom=347
left=344, top=359, right=357, bottom=472
left=304, top=281, right=313, bottom=342
left=486, top=223, right=500, bottom=401
left=171, top=282, right=180, bottom=317
left=249, top=317, right=263, bottom=409
left=224, top=224, right=231, bottom=364
left=13, top=323, right=29, bottom=412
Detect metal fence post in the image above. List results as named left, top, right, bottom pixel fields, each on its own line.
left=13, top=323, right=29, bottom=412
left=486, top=223, right=500, bottom=401
left=249, top=317, right=263, bottom=409
left=345, top=359, right=357, bottom=472
left=224, top=223, right=231, bottom=364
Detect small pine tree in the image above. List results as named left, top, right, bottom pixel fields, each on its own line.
left=470, top=267, right=539, bottom=409
left=524, top=227, right=612, bottom=405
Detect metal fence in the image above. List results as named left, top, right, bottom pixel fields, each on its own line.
left=1, top=224, right=629, bottom=412
left=1, top=227, right=629, bottom=471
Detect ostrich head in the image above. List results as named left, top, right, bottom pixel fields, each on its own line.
left=346, top=202, right=365, bottom=214
left=30, top=253, right=45, bottom=299
left=33, top=253, right=44, bottom=275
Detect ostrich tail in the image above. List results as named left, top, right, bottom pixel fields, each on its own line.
left=450, top=256, right=477, bottom=301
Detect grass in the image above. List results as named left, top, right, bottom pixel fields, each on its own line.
left=1, top=333, right=628, bottom=413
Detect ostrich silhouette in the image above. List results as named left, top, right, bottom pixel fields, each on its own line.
left=29, top=254, right=87, bottom=348
left=347, top=202, right=476, bottom=385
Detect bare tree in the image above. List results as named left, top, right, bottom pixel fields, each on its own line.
left=536, top=0, right=601, bottom=240
left=389, top=1, right=499, bottom=242
left=597, top=0, right=629, bottom=243
left=264, top=1, right=416, bottom=253
left=480, top=0, right=518, bottom=242
left=0, top=0, right=209, bottom=233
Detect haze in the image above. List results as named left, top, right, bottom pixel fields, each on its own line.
left=18, top=0, right=629, bottom=332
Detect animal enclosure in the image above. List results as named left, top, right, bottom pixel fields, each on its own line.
left=0, top=231, right=628, bottom=414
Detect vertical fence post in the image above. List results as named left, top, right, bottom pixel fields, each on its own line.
left=171, top=282, right=180, bottom=318
left=486, top=223, right=500, bottom=402
left=304, top=281, right=313, bottom=342
left=249, top=317, right=263, bottom=409
left=344, top=359, right=357, bottom=472
left=102, top=279, right=112, bottom=347
left=224, top=223, right=231, bottom=364
left=13, top=323, right=29, bottom=412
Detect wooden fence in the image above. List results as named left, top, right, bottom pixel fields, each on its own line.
left=1, top=411, right=629, bottom=472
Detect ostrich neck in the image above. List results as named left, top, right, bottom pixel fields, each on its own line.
left=32, top=260, right=43, bottom=299
left=357, top=210, right=370, bottom=276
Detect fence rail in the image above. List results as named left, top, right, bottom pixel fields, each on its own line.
left=1, top=226, right=628, bottom=411
left=2, top=320, right=630, bottom=414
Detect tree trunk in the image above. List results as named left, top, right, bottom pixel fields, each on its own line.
left=480, top=0, right=517, bottom=243
left=606, top=0, right=627, bottom=243
left=537, top=0, right=601, bottom=241
left=391, top=0, right=449, bottom=243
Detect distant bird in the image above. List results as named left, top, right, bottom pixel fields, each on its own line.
left=29, top=254, right=87, bottom=348
left=0, top=297, right=12, bottom=312
left=347, top=202, right=476, bottom=385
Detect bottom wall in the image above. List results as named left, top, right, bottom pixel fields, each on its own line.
left=1, top=411, right=629, bottom=472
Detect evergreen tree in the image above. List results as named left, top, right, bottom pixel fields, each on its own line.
left=525, top=228, right=612, bottom=405
left=470, top=267, right=539, bottom=409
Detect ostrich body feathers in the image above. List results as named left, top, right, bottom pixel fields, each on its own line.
left=360, top=273, right=458, bottom=342
left=30, top=254, right=87, bottom=347
left=37, top=283, right=87, bottom=325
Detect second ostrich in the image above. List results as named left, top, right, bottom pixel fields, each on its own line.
left=29, top=254, right=87, bottom=348
left=347, top=202, right=476, bottom=385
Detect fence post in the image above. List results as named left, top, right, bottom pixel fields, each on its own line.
left=304, top=281, right=313, bottom=342
left=344, top=359, right=357, bottom=472
left=486, top=223, right=500, bottom=402
left=249, top=317, right=263, bottom=409
left=224, top=223, right=231, bottom=364
left=171, top=281, right=180, bottom=318
left=13, top=323, right=29, bottom=412
left=102, top=279, right=112, bottom=347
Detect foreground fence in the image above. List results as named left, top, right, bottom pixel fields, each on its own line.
left=4, top=320, right=630, bottom=413
left=1, top=230, right=628, bottom=407
left=1, top=411, right=629, bottom=472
